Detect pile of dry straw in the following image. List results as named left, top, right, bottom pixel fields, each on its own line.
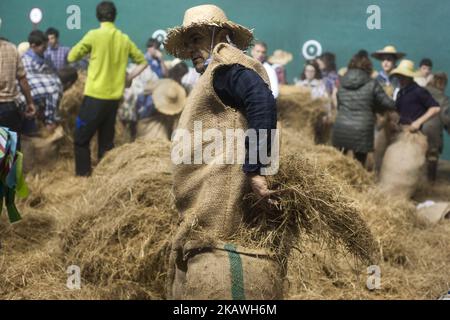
left=0, top=85, right=449, bottom=300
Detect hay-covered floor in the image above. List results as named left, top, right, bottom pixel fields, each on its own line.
left=0, top=85, right=449, bottom=300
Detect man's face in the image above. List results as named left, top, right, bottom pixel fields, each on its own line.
left=147, top=45, right=161, bottom=59
left=420, top=65, right=432, bottom=78
left=381, top=56, right=395, bottom=73
left=31, top=42, right=48, bottom=57
left=185, top=28, right=213, bottom=74
left=395, top=75, right=412, bottom=88
left=48, top=34, right=58, bottom=48
left=251, top=44, right=267, bottom=63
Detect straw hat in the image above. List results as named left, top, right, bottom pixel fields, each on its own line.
left=17, top=42, right=30, bottom=56
left=165, top=4, right=253, bottom=59
left=371, top=45, right=405, bottom=61
left=268, top=50, right=293, bottom=66
left=143, top=80, right=159, bottom=95
left=164, top=58, right=183, bottom=70
left=390, top=60, right=417, bottom=78
left=152, top=79, right=186, bottom=115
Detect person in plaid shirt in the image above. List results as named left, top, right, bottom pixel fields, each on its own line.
left=44, top=27, right=71, bottom=71
left=22, top=30, right=63, bottom=131
left=0, top=38, right=36, bottom=144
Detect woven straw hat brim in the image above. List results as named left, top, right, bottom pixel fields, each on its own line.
left=152, top=79, right=187, bottom=116
left=390, top=68, right=416, bottom=79
left=268, top=51, right=293, bottom=66
left=371, top=51, right=405, bottom=61
left=165, top=21, right=253, bottom=59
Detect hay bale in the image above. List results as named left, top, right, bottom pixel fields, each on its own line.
left=252, top=152, right=379, bottom=265
left=287, top=186, right=450, bottom=300
left=379, top=130, right=428, bottom=199
left=21, top=126, right=65, bottom=173
left=277, top=85, right=331, bottom=140
left=59, top=72, right=86, bottom=137
left=281, top=127, right=374, bottom=188
left=60, top=139, right=177, bottom=299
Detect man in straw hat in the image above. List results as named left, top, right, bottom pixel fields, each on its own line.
left=391, top=60, right=440, bottom=132
left=268, top=49, right=293, bottom=85
left=371, top=45, right=405, bottom=97
left=390, top=60, right=441, bottom=180
left=165, top=4, right=279, bottom=299
left=251, top=41, right=279, bottom=98
left=136, top=78, right=186, bottom=141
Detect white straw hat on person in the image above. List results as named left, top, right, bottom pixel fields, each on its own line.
left=268, top=50, right=293, bottom=66
left=152, top=79, right=187, bottom=115
left=165, top=4, right=253, bottom=59
left=390, top=60, right=417, bottom=79
left=371, top=45, right=405, bottom=61
left=17, top=42, right=30, bottom=56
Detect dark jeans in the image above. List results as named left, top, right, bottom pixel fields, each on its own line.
left=354, top=152, right=368, bottom=166
left=0, top=101, right=23, bottom=150
left=343, top=148, right=367, bottom=166
left=74, top=96, right=119, bottom=176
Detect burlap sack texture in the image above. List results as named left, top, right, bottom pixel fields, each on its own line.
left=172, top=244, right=283, bottom=300
left=137, top=114, right=179, bottom=142
left=373, top=112, right=400, bottom=174
left=379, top=130, right=428, bottom=199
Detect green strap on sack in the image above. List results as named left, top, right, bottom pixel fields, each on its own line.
left=224, top=243, right=246, bottom=300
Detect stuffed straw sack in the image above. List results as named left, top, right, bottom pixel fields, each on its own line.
left=171, top=243, right=284, bottom=300
left=137, top=114, right=178, bottom=142
left=416, top=201, right=450, bottom=226
left=379, top=129, right=428, bottom=199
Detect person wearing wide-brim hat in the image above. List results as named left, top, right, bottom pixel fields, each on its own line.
left=268, top=49, right=293, bottom=84
left=137, top=79, right=186, bottom=141
left=371, top=45, right=406, bottom=94
left=390, top=60, right=440, bottom=155
left=165, top=4, right=280, bottom=299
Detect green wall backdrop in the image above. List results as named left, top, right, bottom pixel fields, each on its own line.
left=1, top=0, right=450, bottom=157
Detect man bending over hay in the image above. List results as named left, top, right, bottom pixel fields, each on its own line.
left=165, top=5, right=280, bottom=299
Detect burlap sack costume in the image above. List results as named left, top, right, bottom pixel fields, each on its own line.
left=165, top=5, right=283, bottom=300
left=168, top=43, right=283, bottom=300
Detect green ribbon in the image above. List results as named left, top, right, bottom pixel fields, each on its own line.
left=224, top=243, right=246, bottom=300
left=0, top=186, right=21, bottom=223
left=15, top=152, right=29, bottom=199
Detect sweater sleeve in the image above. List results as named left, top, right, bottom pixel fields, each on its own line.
left=213, top=64, right=277, bottom=174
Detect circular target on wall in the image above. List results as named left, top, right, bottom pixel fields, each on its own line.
left=302, top=40, right=323, bottom=60
left=152, top=30, right=167, bottom=49
left=29, top=8, right=43, bottom=24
